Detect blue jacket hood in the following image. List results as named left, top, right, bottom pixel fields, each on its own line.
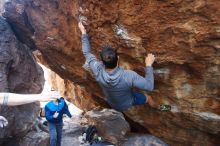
left=46, top=99, right=65, bottom=112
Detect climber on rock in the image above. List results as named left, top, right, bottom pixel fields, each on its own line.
left=78, top=22, right=171, bottom=112
left=0, top=91, right=60, bottom=128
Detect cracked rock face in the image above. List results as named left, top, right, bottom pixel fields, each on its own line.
left=0, top=17, right=44, bottom=143
left=2, top=0, right=220, bottom=145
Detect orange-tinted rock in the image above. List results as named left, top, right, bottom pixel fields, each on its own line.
left=3, top=0, right=220, bottom=145
left=46, top=68, right=109, bottom=111
left=49, top=69, right=98, bottom=111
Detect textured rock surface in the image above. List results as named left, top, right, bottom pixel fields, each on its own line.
left=19, top=131, right=50, bottom=146
left=122, top=134, right=168, bottom=146
left=85, top=108, right=130, bottom=145
left=0, top=17, right=44, bottom=143
left=3, top=0, right=220, bottom=145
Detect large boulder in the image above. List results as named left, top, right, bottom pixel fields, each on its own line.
left=0, top=16, right=44, bottom=143
left=85, top=108, right=130, bottom=145
left=2, top=0, right=220, bottom=145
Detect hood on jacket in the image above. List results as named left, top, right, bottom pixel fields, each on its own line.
left=101, top=67, right=123, bottom=87
left=46, top=99, right=65, bottom=112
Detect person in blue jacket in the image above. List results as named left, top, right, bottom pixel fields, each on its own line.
left=45, top=97, right=72, bottom=146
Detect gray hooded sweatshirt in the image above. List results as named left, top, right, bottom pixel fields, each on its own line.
left=82, top=34, right=154, bottom=111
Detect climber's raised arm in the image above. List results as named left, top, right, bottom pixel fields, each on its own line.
left=0, top=91, right=60, bottom=106
left=78, top=22, right=103, bottom=77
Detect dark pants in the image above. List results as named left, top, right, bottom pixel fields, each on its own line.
left=48, top=122, right=63, bottom=146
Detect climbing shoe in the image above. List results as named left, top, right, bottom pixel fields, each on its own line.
left=159, top=104, right=171, bottom=112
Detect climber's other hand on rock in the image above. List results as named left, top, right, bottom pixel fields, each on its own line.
left=78, top=22, right=86, bottom=34
left=145, top=53, right=155, bottom=67
left=0, top=116, right=8, bottom=128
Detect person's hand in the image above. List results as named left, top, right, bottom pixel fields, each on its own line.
left=48, top=91, right=60, bottom=100
left=39, top=91, right=60, bottom=102
left=78, top=22, right=86, bottom=34
left=0, top=116, right=8, bottom=128
left=53, top=112, right=59, bottom=118
left=145, top=53, right=155, bottom=67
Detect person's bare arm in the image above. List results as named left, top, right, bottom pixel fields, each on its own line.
left=0, top=92, right=60, bottom=106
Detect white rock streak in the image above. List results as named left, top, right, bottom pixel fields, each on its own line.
left=195, top=112, right=220, bottom=121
